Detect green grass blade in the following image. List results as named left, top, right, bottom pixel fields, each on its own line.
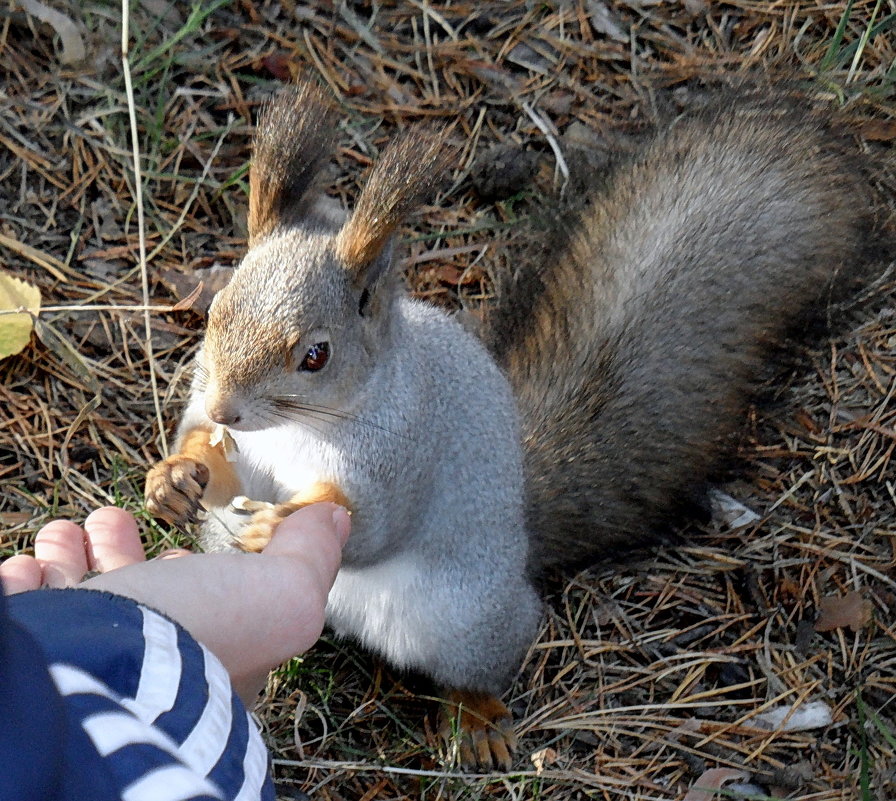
left=821, top=0, right=856, bottom=71
left=132, top=0, right=231, bottom=74
left=855, top=691, right=873, bottom=801
left=862, top=700, right=896, bottom=750
left=838, top=12, right=896, bottom=72
left=847, top=0, right=884, bottom=83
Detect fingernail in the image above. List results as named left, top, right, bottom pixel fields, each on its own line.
left=155, top=548, right=191, bottom=560
left=332, top=506, right=351, bottom=545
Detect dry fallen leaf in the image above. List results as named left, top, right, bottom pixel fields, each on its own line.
left=586, top=0, right=628, bottom=43
left=530, top=746, right=558, bottom=774
left=0, top=272, right=41, bottom=360
left=814, top=590, right=872, bottom=633
left=171, top=281, right=205, bottom=312
left=708, top=489, right=760, bottom=529
left=683, top=0, right=710, bottom=16
left=160, top=265, right=234, bottom=315
left=435, top=264, right=486, bottom=287
left=667, top=717, right=702, bottom=742
left=754, top=700, right=833, bottom=732
left=19, top=0, right=86, bottom=64
left=683, top=767, right=749, bottom=801
left=858, top=119, right=896, bottom=142
left=261, top=52, right=297, bottom=81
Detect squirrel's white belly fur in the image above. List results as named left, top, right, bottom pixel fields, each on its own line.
left=198, top=419, right=540, bottom=690
left=326, top=555, right=435, bottom=671
left=214, top=422, right=439, bottom=670
left=201, top=427, right=438, bottom=669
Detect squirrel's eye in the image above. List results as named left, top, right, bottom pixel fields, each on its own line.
left=299, top=342, right=330, bottom=372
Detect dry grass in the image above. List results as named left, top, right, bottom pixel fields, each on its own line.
left=1, top=1, right=895, bottom=799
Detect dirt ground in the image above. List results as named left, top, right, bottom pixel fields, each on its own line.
left=1, top=2, right=895, bottom=799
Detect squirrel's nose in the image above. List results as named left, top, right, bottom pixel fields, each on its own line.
left=205, top=397, right=242, bottom=426
left=209, top=410, right=241, bottom=426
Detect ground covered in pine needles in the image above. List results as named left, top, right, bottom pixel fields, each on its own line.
left=1, top=2, right=895, bottom=799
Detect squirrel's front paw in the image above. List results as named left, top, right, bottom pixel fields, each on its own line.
left=234, top=503, right=290, bottom=553
left=234, top=482, right=353, bottom=553
left=145, top=456, right=210, bottom=525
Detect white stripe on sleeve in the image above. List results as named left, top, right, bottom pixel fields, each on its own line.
left=49, top=663, right=174, bottom=724
left=82, top=710, right=183, bottom=758
left=122, top=765, right=223, bottom=801
left=234, top=712, right=271, bottom=801
left=132, top=607, right=182, bottom=721
left=178, top=647, right=233, bottom=775
left=50, top=663, right=120, bottom=701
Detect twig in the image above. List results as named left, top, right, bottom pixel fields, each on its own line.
left=0, top=232, right=80, bottom=283
left=121, top=0, right=168, bottom=457
left=521, top=101, right=569, bottom=191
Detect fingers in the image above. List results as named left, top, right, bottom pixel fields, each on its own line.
left=252, top=502, right=350, bottom=664
left=331, top=506, right=352, bottom=546
left=33, top=520, right=90, bottom=587
left=1, top=508, right=147, bottom=594
left=83, top=507, right=146, bottom=572
left=0, top=555, right=43, bottom=594
left=262, top=502, right=350, bottom=590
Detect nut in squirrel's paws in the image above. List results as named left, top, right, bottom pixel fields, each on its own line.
left=145, top=456, right=210, bottom=525
left=439, top=690, right=518, bottom=772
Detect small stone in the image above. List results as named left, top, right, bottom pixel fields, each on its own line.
left=471, top=144, right=539, bottom=201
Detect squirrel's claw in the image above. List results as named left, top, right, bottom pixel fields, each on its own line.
left=439, top=689, right=517, bottom=773
left=145, top=456, right=209, bottom=525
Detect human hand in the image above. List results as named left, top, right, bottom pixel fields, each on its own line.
left=0, top=504, right=349, bottom=703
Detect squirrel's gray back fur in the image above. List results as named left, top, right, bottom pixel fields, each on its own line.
left=487, top=98, right=880, bottom=572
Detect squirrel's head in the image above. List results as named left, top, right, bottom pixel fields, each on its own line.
left=199, top=81, right=449, bottom=432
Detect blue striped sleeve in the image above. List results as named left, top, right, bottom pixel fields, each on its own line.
left=7, top=588, right=275, bottom=801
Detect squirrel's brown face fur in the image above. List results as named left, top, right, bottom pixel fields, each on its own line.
left=202, top=231, right=382, bottom=431
left=197, top=81, right=449, bottom=433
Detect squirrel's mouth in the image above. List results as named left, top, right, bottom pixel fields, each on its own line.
left=210, top=416, right=274, bottom=435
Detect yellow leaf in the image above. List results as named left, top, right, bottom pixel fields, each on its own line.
left=0, top=272, right=41, bottom=360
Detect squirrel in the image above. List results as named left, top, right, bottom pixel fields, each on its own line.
left=145, top=80, right=880, bottom=771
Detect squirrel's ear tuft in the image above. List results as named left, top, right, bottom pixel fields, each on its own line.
left=335, top=128, right=451, bottom=279
left=248, top=81, right=338, bottom=245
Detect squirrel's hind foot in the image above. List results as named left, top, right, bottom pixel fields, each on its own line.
left=439, top=689, right=517, bottom=772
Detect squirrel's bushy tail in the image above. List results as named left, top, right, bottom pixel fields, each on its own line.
left=488, top=95, right=883, bottom=573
